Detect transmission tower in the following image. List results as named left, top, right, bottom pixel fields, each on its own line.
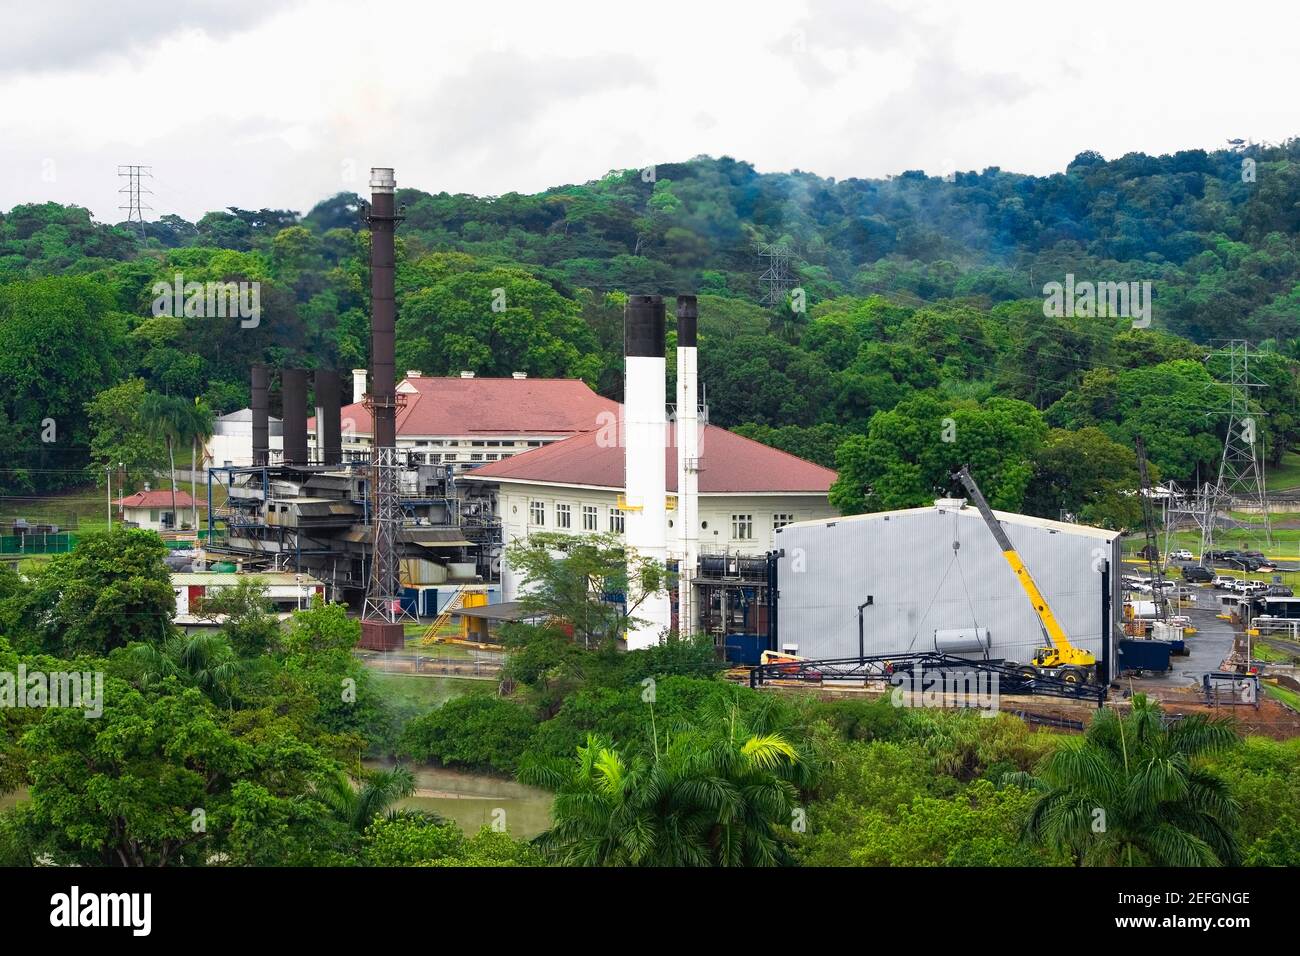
left=1205, top=340, right=1272, bottom=547
left=117, top=165, right=153, bottom=238
left=757, top=243, right=794, bottom=307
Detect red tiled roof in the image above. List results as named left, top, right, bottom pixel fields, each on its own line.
left=464, top=421, right=836, bottom=494
left=115, top=490, right=197, bottom=508
left=308, top=376, right=619, bottom=438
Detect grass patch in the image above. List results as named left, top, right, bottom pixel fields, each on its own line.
left=1267, top=451, right=1300, bottom=492
left=1263, top=682, right=1300, bottom=712
left=368, top=673, right=482, bottom=713
left=1252, top=642, right=1295, bottom=664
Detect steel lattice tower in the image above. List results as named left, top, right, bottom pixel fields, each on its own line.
left=758, top=243, right=794, bottom=307
left=362, top=444, right=415, bottom=623
left=117, top=165, right=152, bottom=238
left=1205, top=340, right=1272, bottom=548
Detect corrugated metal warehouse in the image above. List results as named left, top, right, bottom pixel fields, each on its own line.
left=773, top=499, right=1122, bottom=679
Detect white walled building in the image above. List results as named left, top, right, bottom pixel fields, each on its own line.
left=309, top=372, right=619, bottom=467
left=115, top=489, right=198, bottom=532
left=206, top=409, right=282, bottom=468
left=462, top=422, right=838, bottom=608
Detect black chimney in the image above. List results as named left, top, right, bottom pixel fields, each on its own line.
left=281, top=368, right=309, bottom=465
left=676, top=294, right=698, bottom=347
left=367, top=168, right=400, bottom=449
left=315, top=369, right=342, bottom=465
left=251, top=364, right=269, bottom=467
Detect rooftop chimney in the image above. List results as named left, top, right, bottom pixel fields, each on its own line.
left=405, top=370, right=423, bottom=378
left=281, top=368, right=309, bottom=466
left=368, top=167, right=399, bottom=450
left=251, top=364, right=269, bottom=466
left=315, top=369, right=342, bottom=466
left=624, top=294, right=669, bottom=650
left=352, top=369, right=367, bottom=404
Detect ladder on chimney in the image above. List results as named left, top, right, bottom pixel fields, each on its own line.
left=419, top=585, right=468, bottom=645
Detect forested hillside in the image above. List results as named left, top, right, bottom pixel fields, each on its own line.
left=3, top=142, right=1300, bottom=523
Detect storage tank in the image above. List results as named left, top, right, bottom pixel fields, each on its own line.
left=933, top=627, right=991, bottom=654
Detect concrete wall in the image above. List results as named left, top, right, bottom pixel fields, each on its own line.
left=773, top=503, right=1121, bottom=673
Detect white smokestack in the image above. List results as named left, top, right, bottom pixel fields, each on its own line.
left=675, top=296, right=699, bottom=638
left=624, top=295, right=669, bottom=649
left=352, top=368, right=367, bottom=404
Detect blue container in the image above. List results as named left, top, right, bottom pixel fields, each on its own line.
left=400, top=588, right=419, bottom=615
left=1118, top=638, right=1172, bottom=673
left=724, top=633, right=766, bottom=666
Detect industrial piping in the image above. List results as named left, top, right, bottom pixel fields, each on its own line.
left=281, top=368, right=309, bottom=466
left=624, top=295, right=670, bottom=649
left=250, top=364, right=269, bottom=467
left=675, top=295, right=700, bottom=638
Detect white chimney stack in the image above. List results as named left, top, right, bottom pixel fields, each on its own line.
left=675, top=295, right=700, bottom=638
left=352, top=368, right=367, bottom=404
left=624, top=295, right=669, bottom=649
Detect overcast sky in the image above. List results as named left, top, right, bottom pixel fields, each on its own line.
left=3, top=0, right=1297, bottom=223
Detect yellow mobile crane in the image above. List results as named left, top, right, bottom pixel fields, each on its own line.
left=952, top=467, right=1098, bottom=685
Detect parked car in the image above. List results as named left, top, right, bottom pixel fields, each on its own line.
left=1265, top=585, right=1294, bottom=597
left=1170, top=549, right=1194, bottom=561
left=1212, top=575, right=1238, bottom=589
left=1181, top=566, right=1213, bottom=583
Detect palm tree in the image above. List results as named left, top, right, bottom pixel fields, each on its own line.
left=127, top=631, right=263, bottom=709
left=182, top=398, right=215, bottom=533
left=520, top=699, right=810, bottom=866
left=318, top=765, right=417, bottom=831
left=140, top=393, right=189, bottom=530
left=1005, top=694, right=1242, bottom=866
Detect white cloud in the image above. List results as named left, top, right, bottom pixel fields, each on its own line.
left=0, top=0, right=1296, bottom=223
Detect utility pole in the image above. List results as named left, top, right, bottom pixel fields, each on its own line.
left=117, top=165, right=153, bottom=239
left=106, top=466, right=112, bottom=530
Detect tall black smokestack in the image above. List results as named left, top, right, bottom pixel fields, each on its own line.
left=251, top=364, right=269, bottom=467
left=281, top=368, right=309, bottom=465
left=367, top=167, right=400, bottom=449
left=315, top=369, right=342, bottom=465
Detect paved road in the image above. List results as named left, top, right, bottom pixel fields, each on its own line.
left=1126, top=602, right=1235, bottom=689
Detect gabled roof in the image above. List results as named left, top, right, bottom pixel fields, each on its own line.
left=116, top=490, right=197, bottom=509
left=463, top=421, right=836, bottom=495
left=308, top=376, right=619, bottom=438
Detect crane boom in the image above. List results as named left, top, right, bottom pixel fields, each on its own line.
left=952, top=466, right=1095, bottom=672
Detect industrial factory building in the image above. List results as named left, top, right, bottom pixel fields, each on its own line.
left=772, top=499, right=1123, bottom=679
left=464, top=421, right=837, bottom=606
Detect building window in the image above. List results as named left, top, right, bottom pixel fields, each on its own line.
left=556, top=503, right=572, bottom=529
left=486, top=454, right=498, bottom=461
left=529, top=500, right=546, bottom=526
left=528, top=440, right=543, bottom=447
left=582, top=505, right=599, bottom=531
left=472, top=440, right=486, bottom=447
left=773, top=513, right=794, bottom=531
left=471, top=453, right=483, bottom=461
left=609, top=507, right=624, bottom=533
left=732, top=514, right=754, bottom=540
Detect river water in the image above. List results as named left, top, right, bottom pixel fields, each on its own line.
left=0, top=763, right=552, bottom=840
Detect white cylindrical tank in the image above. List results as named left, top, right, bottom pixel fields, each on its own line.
left=934, top=627, right=992, bottom=654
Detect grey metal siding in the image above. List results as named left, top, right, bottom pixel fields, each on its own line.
left=774, top=507, right=1118, bottom=665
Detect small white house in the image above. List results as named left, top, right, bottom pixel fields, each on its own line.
left=116, top=489, right=198, bottom=532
